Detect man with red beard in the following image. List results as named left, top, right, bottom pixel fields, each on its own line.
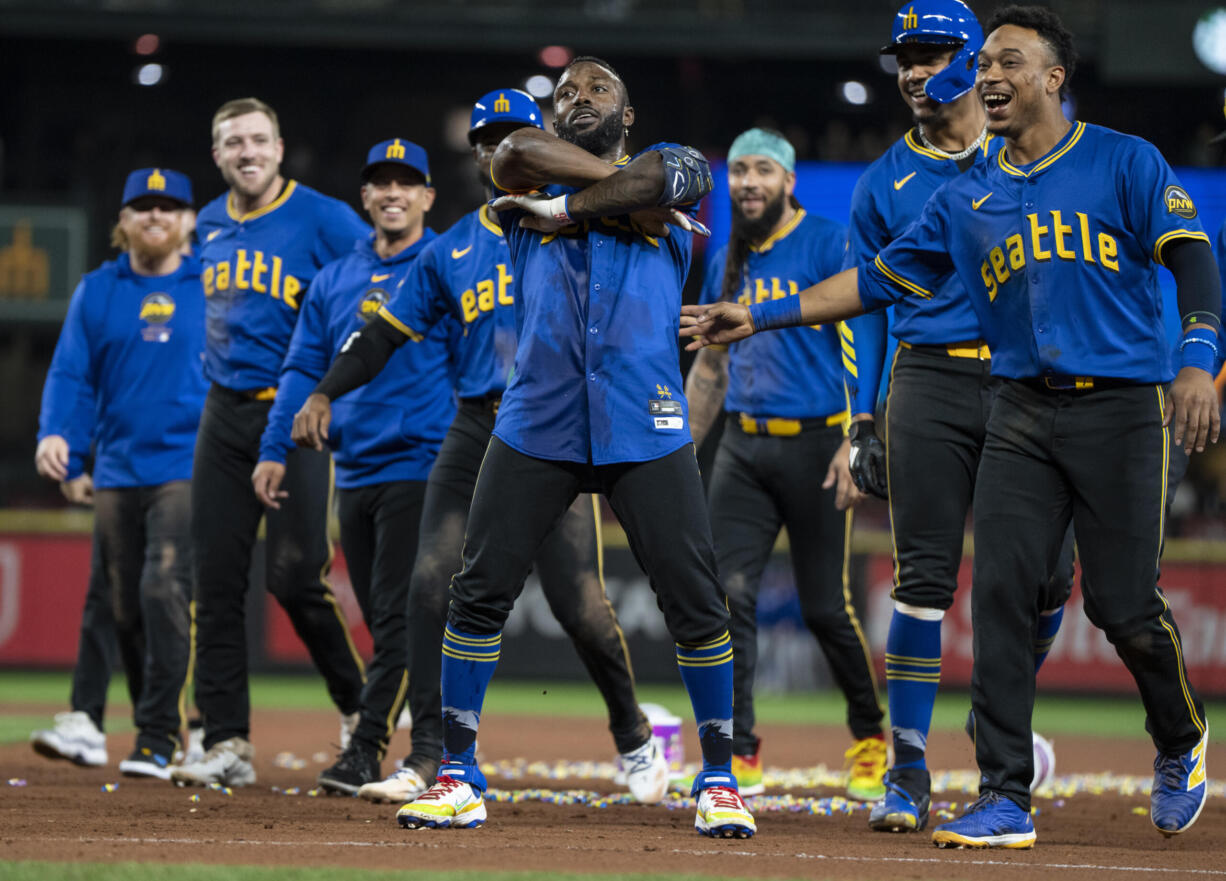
left=34, top=168, right=206, bottom=778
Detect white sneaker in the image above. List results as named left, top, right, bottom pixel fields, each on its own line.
left=396, top=776, right=487, bottom=829
left=619, top=739, right=669, bottom=804
left=183, top=723, right=205, bottom=765
left=30, top=711, right=107, bottom=767
left=169, top=736, right=256, bottom=787
left=695, top=785, right=756, bottom=839
left=340, top=712, right=360, bottom=750
left=358, top=766, right=428, bottom=803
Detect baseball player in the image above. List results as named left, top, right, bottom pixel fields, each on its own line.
left=34, top=168, right=205, bottom=778
left=293, top=89, right=669, bottom=807
left=684, top=127, right=887, bottom=802
left=684, top=5, right=1217, bottom=848
left=306, top=59, right=754, bottom=837
left=171, top=98, right=370, bottom=788
left=253, top=138, right=457, bottom=795
left=839, top=0, right=1070, bottom=833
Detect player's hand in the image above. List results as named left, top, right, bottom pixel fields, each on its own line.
left=490, top=193, right=572, bottom=233
left=1166, top=366, right=1221, bottom=454
left=60, top=473, right=94, bottom=506
left=629, top=208, right=712, bottom=239
left=35, top=435, right=70, bottom=481
left=292, top=393, right=332, bottom=451
left=680, top=302, right=755, bottom=351
left=848, top=419, right=888, bottom=499
left=252, top=460, right=288, bottom=510
left=823, top=437, right=864, bottom=510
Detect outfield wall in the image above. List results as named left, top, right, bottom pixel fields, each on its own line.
left=2, top=523, right=1223, bottom=696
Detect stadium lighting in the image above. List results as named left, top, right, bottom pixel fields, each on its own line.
left=133, top=34, right=159, bottom=56
left=135, top=63, right=164, bottom=86
left=840, top=81, right=870, bottom=105
left=1194, top=9, right=1226, bottom=74
left=538, top=46, right=573, bottom=68
left=525, top=75, right=554, bottom=99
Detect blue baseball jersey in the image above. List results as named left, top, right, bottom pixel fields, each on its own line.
left=39, top=253, right=208, bottom=488
left=858, top=122, right=1210, bottom=383
left=841, top=131, right=1004, bottom=414
left=197, top=181, right=369, bottom=391
left=378, top=205, right=518, bottom=399
left=698, top=209, right=850, bottom=419
left=259, top=231, right=457, bottom=488
left=492, top=145, right=705, bottom=465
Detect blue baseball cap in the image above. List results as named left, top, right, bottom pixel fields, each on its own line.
left=468, top=88, right=544, bottom=144
left=362, top=138, right=431, bottom=185
left=121, top=168, right=193, bottom=208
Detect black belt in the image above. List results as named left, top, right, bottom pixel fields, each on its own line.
left=1017, top=375, right=1141, bottom=393
left=215, top=383, right=278, bottom=401
left=460, top=394, right=502, bottom=416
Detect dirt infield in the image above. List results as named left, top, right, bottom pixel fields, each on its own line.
left=4, top=708, right=1221, bottom=879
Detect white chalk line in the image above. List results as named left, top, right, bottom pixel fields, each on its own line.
left=32, top=836, right=1226, bottom=876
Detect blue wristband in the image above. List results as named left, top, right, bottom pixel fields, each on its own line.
left=748, top=296, right=804, bottom=333
left=1179, top=326, right=1220, bottom=373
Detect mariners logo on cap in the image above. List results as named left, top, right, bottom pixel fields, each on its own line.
left=139, top=292, right=176, bottom=342
left=494, top=93, right=511, bottom=114
left=385, top=139, right=407, bottom=160
left=1164, top=185, right=1197, bottom=219
left=146, top=169, right=167, bottom=191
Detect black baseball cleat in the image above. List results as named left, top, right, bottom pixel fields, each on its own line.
left=317, top=742, right=381, bottom=795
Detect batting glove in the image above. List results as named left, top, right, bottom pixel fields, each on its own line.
left=490, top=193, right=572, bottom=232
left=848, top=419, right=888, bottom=499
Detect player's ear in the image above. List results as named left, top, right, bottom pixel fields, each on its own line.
left=784, top=170, right=797, bottom=198
left=422, top=187, right=437, bottom=212
left=623, top=104, right=635, bottom=128
left=1046, top=65, right=1065, bottom=97
left=211, top=144, right=221, bottom=168
left=274, top=138, right=285, bottom=165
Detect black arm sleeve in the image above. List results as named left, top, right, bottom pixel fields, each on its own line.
left=313, top=317, right=408, bottom=401
left=1165, top=238, right=1222, bottom=330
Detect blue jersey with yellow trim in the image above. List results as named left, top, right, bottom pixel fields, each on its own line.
left=39, top=253, right=207, bottom=488
left=379, top=204, right=518, bottom=400
left=841, top=130, right=1004, bottom=414
left=259, top=231, right=457, bottom=489
left=197, top=181, right=369, bottom=391
left=699, top=208, right=849, bottom=419
left=492, top=144, right=704, bottom=465
left=859, top=122, right=1209, bottom=383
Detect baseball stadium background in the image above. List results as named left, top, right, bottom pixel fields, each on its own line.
left=4, top=3, right=1226, bottom=880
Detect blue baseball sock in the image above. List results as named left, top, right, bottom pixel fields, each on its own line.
left=438, top=624, right=500, bottom=792
left=884, top=606, right=942, bottom=771
left=1033, top=606, right=1064, bottom=673
left=675, top=631, right=735, bottom=794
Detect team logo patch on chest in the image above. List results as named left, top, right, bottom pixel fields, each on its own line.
left=139, top=292, right=175, bottom=342
left=1164, top=185, right=1197, bottom=219
left=358, top=287, right=389, bottom=322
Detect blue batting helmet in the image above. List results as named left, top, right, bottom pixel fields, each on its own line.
left=468, top=88, right=545, bottom=144
left=880, top=0, right=983, bottom=104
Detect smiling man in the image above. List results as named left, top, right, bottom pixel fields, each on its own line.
left=684, top=6, right=1217, bottom=848
left=172, top=97, right=371, bottom=788
left=253, top=138, right=456, bottom=796
left=34, top=168, right=205, bottom=779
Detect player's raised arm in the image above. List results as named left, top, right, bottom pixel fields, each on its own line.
left=681, top=266, right=866, bottom=350
left=491, top=127, right=621, bottom=192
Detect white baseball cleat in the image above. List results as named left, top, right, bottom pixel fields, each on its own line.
left=30, top=711, right=107, bottom=767
left=359, top=766, right=429, bottom=804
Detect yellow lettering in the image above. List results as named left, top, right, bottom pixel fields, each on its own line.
left=771, top=278, right=787, bottom=300
left=214, top=261, right=230, bottom=291
left=282, top=275, right=301, bottom=309
left=496, top=263, right=514, bottom=306
left=461, top=289, right=479, bottom=323
left=1006, top=234, right=1025, bottom=271
left=788, top=281, right=799, bottom=296
left=1028, top=213, right=1051, bottom=261
left=251, top=250, right=268, bottom=293
left=1077, top=213, right=1095, bottom=264
left=234, top=249, right=252, bottom=291
left=1051, top=210, right=1075, bottom=260
left=203, top=265, right=215, bottom=296
left=755, top=278, right=770, bottom=303
left=477, top=279, right=495, bottom=313
left=270, top=256, right=282, bottom=300
left=989, top=246, right=1010, bottom=285
left=903, top=6, right=918, bottom=29
left=737, top=290, right=751, bottom=306
left=980, top=260, right=998, bottom=302
left=1098, top=233, right=1119, bottom=272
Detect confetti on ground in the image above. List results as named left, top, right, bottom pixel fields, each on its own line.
left=313, top=752, right=330, bottom=764
left=101, top=783, right=118, bottom=793
left=8, top=778, right=27, bottom=787
left=273, top=752, right=307, bottom=771
left=189, top=794, right=200, bottom=803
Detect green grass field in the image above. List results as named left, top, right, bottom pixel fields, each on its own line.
left=3, top=670, right=1224, bottom=744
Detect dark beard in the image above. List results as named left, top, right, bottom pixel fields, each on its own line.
left=556, top=110, right=624, bottom=156
left=730, top=191, right=787, bottom=246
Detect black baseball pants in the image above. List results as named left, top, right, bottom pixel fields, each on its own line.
left=971, top=380, right=1206, bottom=810
left=708, top=420, right=883, bottom=751
left=69, top=554, right=131, bottom=732
left=401, top=401, right=649, bottom=777
left=336, top=479, right=427, bottom=759
left=192, top=384, right=364, bottom=749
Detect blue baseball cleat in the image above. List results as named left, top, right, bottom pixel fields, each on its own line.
left=1151, top=727, right=1208, bottom=837
left=869, top=768, right=930, bottom=832
left=931, top=791, right=1036, bottom=849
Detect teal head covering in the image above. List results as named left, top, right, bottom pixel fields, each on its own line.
left=727, top=128, right=795, bottom=173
